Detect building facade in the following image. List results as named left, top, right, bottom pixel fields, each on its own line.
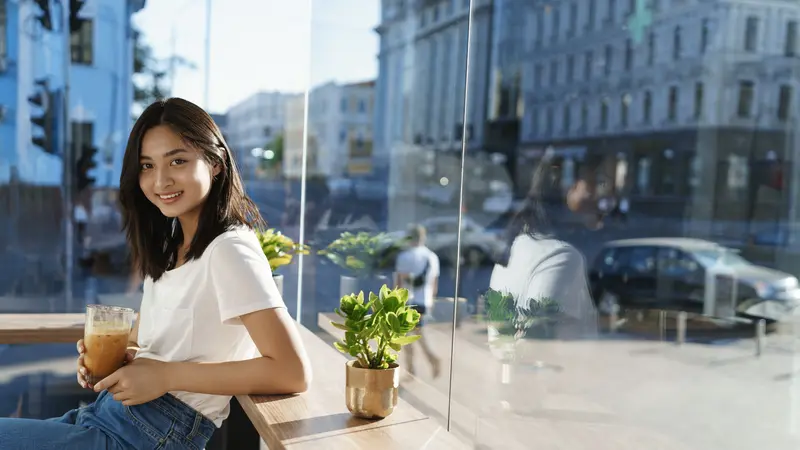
left=0, top=0, right=145, bottom=186
left=519, top=0, right=800, bottom=224
left=283, top=81, right=375, bottom=180
left=225, top=91, right=295, bottom=178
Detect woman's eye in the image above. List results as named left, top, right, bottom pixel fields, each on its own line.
left=140, top=163, right=153, bottom=170
left=170, top=159, right=187, bottom=166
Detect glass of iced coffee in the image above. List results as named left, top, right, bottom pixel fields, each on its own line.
left=84, top=304, right=136, bottom=385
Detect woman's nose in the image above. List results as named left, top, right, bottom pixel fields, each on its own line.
left=154, top=168, right=173, bottom=190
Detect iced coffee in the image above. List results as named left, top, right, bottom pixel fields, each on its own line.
left=84, top=305, right=135, bottom=385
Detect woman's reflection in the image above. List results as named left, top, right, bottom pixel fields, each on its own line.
left=479, top=154, right=603, bottom=416
left=489, top=155, right=601, bottom=338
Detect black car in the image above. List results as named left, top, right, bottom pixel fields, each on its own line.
left=588, top=238, right=800, bottom=322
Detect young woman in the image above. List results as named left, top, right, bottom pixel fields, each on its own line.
left=489, top=154, right=603, bottom=339
left=0, top=98, right=312, bottom=449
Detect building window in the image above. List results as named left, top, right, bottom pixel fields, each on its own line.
left=606, top=0, right=616, bottom=25
left=552, top=6, right=560, bottom=42
left=600, top=99, right=609, bottom=130
left=340, top=97, right=348, bottom=113
left=643, top=90, right=652, bottom=123
left=745, top=16, right=758, bottom=52
left=621, top=94, right=630, bottom=128
left=534, top=64, right=543, bottom=88
left=568, top=2, right=578, bottom=37
left=71, top=19, right=93, bottom=65
left=650, top=0, right=660, bottom=12
left=535, top=8, right=544, bottom=45
left=584, top=50, right=593, bottom=80
left=549, top=60, right=558, bottom=86
left=433, top=4, right=440, bottom=22
left=737, top=80, right=754, bottom=118
left=566, top=55, right=575, bottom=82
left=563, top=104, right=571, bottom=134
left=673, top=26, right=682, bottom=60
left=786, top=21, right=798, bottom=57
left=588, top=0, right=596, bottom=30
left=694, top=83, right=704, bottom=119
left=358, top=99, right=366, bottom=113
left=0, top=1, right=6, bottom=61
left=624, top=38, right=633, bottom=70
left=647, top=32, right=655, bottom=65
left=668, top=86, right=678, bottom=121
left=580, top=102, right=589, bottom=131
left=701, top=18, right=710, bottom=53
left=778, top=84, right=792, bottom=121
left=604, top=44, right=613, bottom=76
left=546, top=107, right=554, bottom=136
left=627, top=0, right=636, bottom=16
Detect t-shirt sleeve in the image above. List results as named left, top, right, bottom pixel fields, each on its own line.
left=209, top=234, right=286, bottom=325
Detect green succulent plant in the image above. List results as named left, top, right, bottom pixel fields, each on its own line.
left=331, top=285, right=421, bottom=369
left=483, top=288, right=561, bottom=339
left=256, top=228, right=309, bottom=273
left=318, top=231, right=405, bottom=278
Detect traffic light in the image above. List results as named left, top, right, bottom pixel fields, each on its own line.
left=69, top=0, right=87, bottom=32
left=33, top=0, right=53, bottom=31
left=76, top=145, right=98, bottom=192
left=29, top=79, right=57, bottom=155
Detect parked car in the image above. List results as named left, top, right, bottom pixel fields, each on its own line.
left=388, top=216, right=507, bottom=267
left=588, top=238, right=800, bottom=322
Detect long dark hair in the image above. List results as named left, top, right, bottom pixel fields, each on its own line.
left=119, top=98, right=264, bottom=281
left=497, top=153, right=603, bottom=266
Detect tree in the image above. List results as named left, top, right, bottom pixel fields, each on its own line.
left=132, top=29, right=196, bottom=115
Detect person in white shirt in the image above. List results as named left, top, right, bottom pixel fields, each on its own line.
left=490, top=155, right=601, bottom=340
left=0, top=98, right=312, bottom=450
left=394, top=224, right=442, bottom=378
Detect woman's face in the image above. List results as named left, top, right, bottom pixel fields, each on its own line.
left=138, top=125, right=220, bottom=220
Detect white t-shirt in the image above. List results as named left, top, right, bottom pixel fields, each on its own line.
left=135, top=226, right=285, bottom=427
left=489, top=234, right=598, bottom=338
left=395, top=246, right=440, bottom=310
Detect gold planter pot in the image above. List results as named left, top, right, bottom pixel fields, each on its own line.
left=345, top=360, right=399, bottom=419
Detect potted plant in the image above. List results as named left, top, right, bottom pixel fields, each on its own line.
left=482, top=289, right=561, bottom=362
left=331, top=285, right=421, bottom=419
left=319, top=231, right=405, bottom=299
left=256, top=228, right=309, bottom=297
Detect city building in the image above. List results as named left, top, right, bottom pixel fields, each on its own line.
left=282, top=93, right=314, bottom=179
left=410, top=0, right=492, bottom=157
left=519, top=0, right=800, bottom=225
left=0, top=0, right=145, bottom=186
left=282, top=81, right=376, bottom=180
left=224, top=91, right=295, bottom=179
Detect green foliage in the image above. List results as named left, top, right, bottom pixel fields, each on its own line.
left=318, top=232, right=406, bottom=278
left=256, top=229, right=309, bottom=273
left=483, top=289, right=561, bottom=338
left=331, top=285, right=421, bottom=369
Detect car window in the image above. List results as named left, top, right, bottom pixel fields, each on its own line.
left=594, top=247, right=622, bottom=273
left=657, top=248, right=700, bottom=276
left=620, top=247, right=656, bottom=274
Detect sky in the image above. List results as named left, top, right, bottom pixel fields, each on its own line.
left=132, top=0, right=380, bottom=114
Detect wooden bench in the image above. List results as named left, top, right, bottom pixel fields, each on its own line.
left=0, top=314, right=468, bottom=449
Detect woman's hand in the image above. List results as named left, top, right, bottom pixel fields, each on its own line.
left=93, top=358, right=172, bottom=406
left=75, top=339, right=93, bottom=390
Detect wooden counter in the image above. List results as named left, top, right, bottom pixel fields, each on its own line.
left=0, top=313, right=468, bottom=449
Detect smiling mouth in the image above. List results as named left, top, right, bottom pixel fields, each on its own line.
left=158, top=191, right=183, bottom=201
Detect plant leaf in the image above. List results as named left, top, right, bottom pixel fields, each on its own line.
left=392, top=335, right=422, bottom=345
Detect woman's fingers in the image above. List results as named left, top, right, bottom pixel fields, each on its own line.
left=76, top=339, right=85, bottom=355
left=76, top=355, right=92, bottom=389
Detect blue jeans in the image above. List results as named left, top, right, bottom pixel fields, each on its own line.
left=0, top=390, right=215, bottom=449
